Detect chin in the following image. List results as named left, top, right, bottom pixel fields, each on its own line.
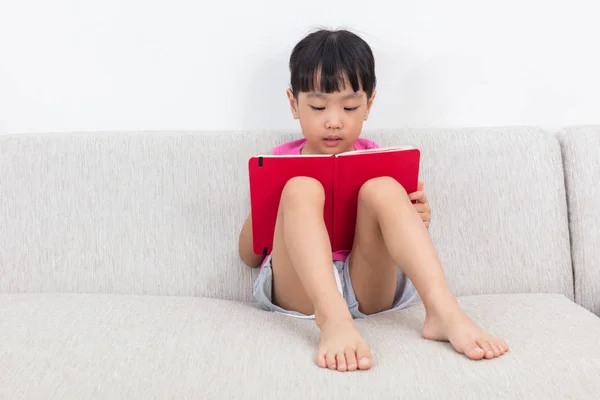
left=306, top=139, right=353, bottom=155
left=319, top=144, right=350, bottom=155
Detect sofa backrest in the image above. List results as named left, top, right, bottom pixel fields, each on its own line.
left=365, top=128, right=573, bottom=299
left=0, top=128, right=574, bottom=302
left=558, top=126, right=600, bottom=315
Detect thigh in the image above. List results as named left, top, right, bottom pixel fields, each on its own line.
left=271, top=205, right=315, bottom=316
left=348, top=183, right=398, bottom=315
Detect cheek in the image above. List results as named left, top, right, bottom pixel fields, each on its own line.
left=297, top=116, right=321, bottom=138
left=298, top=112, right=321, bottom=127
left=346, top=113, right=366, bottom=131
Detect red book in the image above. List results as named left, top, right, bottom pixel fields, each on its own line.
left=248, top=146, right=420, bottom=256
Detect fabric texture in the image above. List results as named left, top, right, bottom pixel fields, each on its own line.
left=558, top=126, right=600, bottom=315
left=0, top=129, right=572, bottom=301
left=253, top=254, right=417, bottom=319
left=2, top=293, right=600, bottom=399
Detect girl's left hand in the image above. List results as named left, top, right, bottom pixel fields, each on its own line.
left=408, top=181, right=431, bottom=229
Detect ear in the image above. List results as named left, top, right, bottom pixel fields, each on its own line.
left=286, top=89, right=299, bottom=119
left=364, top=90, right=376, bottom=121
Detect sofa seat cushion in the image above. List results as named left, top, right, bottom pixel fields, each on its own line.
left=1, top=293, right=600, bottom=399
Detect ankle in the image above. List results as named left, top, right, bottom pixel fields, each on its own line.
left=421, top=285, right=460, bottom=317
left=313, top=295, right=352, bottom=327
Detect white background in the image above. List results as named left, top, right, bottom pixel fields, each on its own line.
left=1, top=0, right=598, bottom=134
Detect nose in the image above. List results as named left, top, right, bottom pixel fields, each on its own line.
left=325, top=110, right=343, bottom=129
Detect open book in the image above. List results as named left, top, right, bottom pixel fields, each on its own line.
left=248, top=146, right=420, bottom=255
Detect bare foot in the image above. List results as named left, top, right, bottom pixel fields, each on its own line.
left=422, top=309, right=509, bottom=360
left=316, top=318, right=372, bottom=372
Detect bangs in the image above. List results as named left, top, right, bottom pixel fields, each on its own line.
left=289, top=30, right=376, bottom=97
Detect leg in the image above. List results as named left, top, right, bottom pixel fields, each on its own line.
left=348, top=190, right=398, bottom=315
left=350, top=177, right=509, bottom=360
left=270, top=176, right=372, bottom=371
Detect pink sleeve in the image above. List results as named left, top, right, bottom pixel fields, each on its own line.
left=357, top=138, right=379, bottom=149
left=272, top=139, right=305, bottom=155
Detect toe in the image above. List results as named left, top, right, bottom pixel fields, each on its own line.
left=336, top=353, right=347, bottom=372
left=345, top=347, right=358, bottom=371
left=491, top=344, right=501, bottom=357
left=493, top=339, right=507, bottom=355
left=476, top=339, right=495, bottom=359
left=462, top=341, right=486, bottom=360
left=316, top=348, right=327, bottom=368
left=326, top=352, right=337, bottom=370
left=356, top=344, right=372, bottom=370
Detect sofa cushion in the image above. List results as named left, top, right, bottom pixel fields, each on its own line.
left=0, top=129, right=572, bottom=301
left=558, top=126, right=600, bottom=315
left=0, top=131, right=295, bottom=301
left=1, top=293, right=599, bottom=399
left=365, top=128, right=572, bottom=298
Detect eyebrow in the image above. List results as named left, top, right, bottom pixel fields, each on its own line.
left=306, top=92, right=363, bottom=100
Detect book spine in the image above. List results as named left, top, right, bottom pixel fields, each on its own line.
left=257, top=156, right=267, bottom=254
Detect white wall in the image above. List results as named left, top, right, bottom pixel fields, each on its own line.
left=1, top=0, right=598, bottom=134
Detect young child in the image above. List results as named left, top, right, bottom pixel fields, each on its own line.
left=239, top=29, right=508, bottom=372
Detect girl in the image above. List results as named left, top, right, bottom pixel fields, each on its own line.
left=239, top=29, right=508, bottom=372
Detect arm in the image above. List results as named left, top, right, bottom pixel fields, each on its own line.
left=238, top=212, right=265, bottom=268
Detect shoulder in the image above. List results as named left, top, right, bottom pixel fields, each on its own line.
left=272, top=138, right=307, bottom=155
left=354, top=137, right=379, bottom=150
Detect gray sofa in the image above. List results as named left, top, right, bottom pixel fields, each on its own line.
left=1, top=126, right=599, bottom=399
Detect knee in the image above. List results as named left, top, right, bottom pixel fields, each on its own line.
left=280, top=176, right=325, bottom=206
left=358, top=177, right=409, bottom=206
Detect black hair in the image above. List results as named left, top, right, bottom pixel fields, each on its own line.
left=289, top=29, right=376, bottom=99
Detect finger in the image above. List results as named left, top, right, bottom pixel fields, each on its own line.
left=414, top=204, right=429, bottom=213
left=414, top=209, right=428, bottom=222
left=419, top=192, right=428, bottom=205
left=418, top=181, right=424, bottom=191
left=408, top=191, right=425, bottom=202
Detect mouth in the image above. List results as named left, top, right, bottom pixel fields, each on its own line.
left=323, top=136, right=342, bottom=147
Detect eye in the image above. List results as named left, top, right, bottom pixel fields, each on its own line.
left=310, top=106, right=325, bottom=111
left=344, top=107, right=359, bottom=111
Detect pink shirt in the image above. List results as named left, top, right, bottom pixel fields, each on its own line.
left=272, top=137, right=379, bottom=261
left=273, top=137, right=379, bottom=156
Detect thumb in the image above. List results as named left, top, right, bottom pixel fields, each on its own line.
left=418, top=181, right=424, bottom=191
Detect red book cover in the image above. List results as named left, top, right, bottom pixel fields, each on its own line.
left=332, top=147, right=421, bottom=251
left=248, top=147, right=420, bottom=255
left=248, top=155, right=335, bottom=256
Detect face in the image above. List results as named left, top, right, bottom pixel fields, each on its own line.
left=286, top=81, right=376, bottom=155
